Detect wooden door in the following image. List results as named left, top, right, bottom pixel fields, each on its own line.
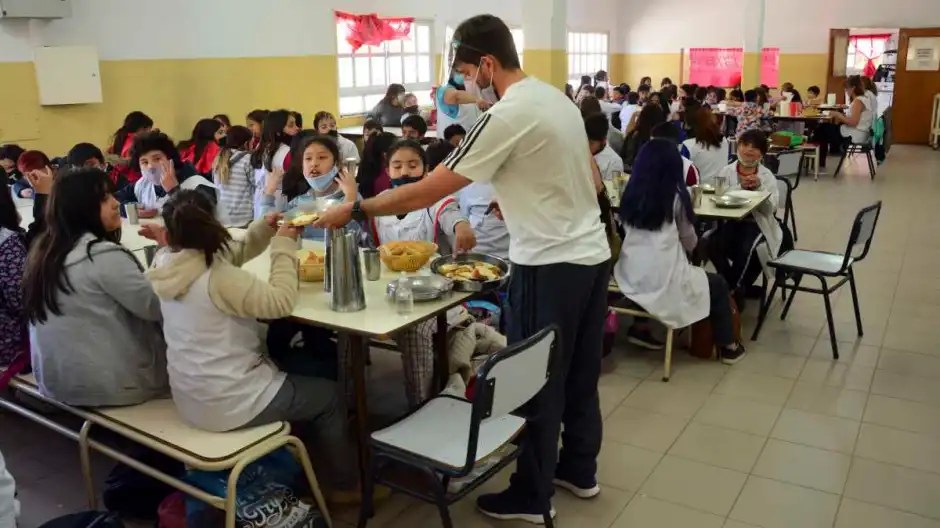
left=826, top=29, right=850, bottom=104
left=893, top=28, right=940, bottom=144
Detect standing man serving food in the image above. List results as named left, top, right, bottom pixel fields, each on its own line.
left=316, top=14, right=611, bottom=523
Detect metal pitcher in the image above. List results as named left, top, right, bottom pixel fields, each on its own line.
left=326, top=227, right=366, bottom=312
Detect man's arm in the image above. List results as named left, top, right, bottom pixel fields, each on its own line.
left=361, top=165, right=472, bottom=217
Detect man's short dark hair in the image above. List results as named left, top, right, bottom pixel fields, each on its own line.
left=443, top=124, right=467, bottom=142
left=452, top=15, right=522, bottom=70
left=638, top=84, right=651, bottom=94
left=594, top=86, right=607, bottom=99
left=738, top=129, right=769, bottom=154
left=67, top=142, right=105, bottom=167
left=584, top=113, right=609, bottom=143
left=626, top=92, right=640, bottom=105
left=402, top=115, right=428, bottom=136
left=651, top=122, right=680, bottom=143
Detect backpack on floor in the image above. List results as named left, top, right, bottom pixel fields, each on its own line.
left=102, top=447, right=185, bottom=520
left=38, top=511, right=124, bottom=528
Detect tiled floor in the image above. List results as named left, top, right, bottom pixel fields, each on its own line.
left=5, top=146, right=940, bottom=527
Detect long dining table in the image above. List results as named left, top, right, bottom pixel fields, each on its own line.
left=241, top=240, right=471, bottom=489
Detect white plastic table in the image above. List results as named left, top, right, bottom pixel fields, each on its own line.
left=120, top=218, right=164, bottom=251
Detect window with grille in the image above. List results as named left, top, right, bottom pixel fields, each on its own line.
left=336, top=20, right=434, bottom=116
left=443, top=26, right=525, bottom=70
left=567, top=32, right=609, bottom=88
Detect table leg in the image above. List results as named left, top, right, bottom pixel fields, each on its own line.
left=433, top=312, right=449, bottom=391
left=347, top=333, right=370, bottom=491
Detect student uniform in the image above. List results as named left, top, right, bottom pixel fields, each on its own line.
left=253, top=144, right=290, bottom=220
left=681, top=137, right=730, bottom=186
left=442, top=76, right=610, bottom=504
left=457, top=182, right=510, bottom=259
left=436, top=85, right=482, bottom=139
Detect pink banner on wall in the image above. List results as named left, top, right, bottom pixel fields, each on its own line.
left=688, top=48, right=743, bottom=87
left=761, top=47, right=780, bottom=87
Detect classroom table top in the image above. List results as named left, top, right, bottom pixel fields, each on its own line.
left=338, top=126, right=438, bottom=139
left=694, top=190, right=771, bottom=220
left=771, top=114, right=833, bottom=122
left=120, top=218, right=164, bottom=251
left=241, top=240, right=471, bottom=337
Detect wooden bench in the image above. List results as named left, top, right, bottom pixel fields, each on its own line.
left=0, top=374, right=332, bottom=528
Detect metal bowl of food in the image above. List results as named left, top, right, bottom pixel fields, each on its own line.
left=429, top=253, right=511, bottom=293
left=386, top=274, right=454, bottom=302
left=711, top=194, right=751, bottom=208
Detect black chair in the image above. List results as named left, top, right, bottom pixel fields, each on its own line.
left=775, top=176, right=797, bottom=241
left=751, top=202, right=882, bottom=359
left=358, top=327, right=560, bottom=528
left=833, top=135, right=876, bottom=180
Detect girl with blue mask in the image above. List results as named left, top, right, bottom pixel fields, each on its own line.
left=260, top=135, right=360, bottom=241
left=434, top=70, right=492, bottom=142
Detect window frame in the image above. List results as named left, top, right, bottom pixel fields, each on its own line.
left=567, top=30, right=610, bottom=89
left=336, top=19, right=435, bottom=117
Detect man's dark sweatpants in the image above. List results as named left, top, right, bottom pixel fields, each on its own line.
left=506, top=259, right=611, bottom=504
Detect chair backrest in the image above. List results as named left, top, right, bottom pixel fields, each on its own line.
left=842, top=201, right=882, bottom=266
left=775, top=177, right=792, bottom=212
left=460, top=326, right=558, bottom=470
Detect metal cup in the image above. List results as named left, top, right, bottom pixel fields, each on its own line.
left=714, top=175, right=730, bottom=196
left=124, top=203, right=139, bottom=224
left=363, top=248, right=381, bottom=281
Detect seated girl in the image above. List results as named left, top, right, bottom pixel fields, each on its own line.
left=250, top=110, right=299, bottom=219
left=0, top=184, right=27, bottom=368
left=178, top=118, right=224, bottom=176
left=261, top=135, right=359, bottom=241
left=116, top=132, right=217, bottom=215
left=400, top=93, right=420, bottom=123
left=681, top=107, right=731, bottom=186
left=23, top=169, right=168, bottom=406
left=615, top=139, right=746, bottom=364
left=314, top=111, right=360, bottom=163
left=108, top=111, right=154, bottom=185
left=369, top=139, right=477, bottom=406
left=146, top=190, right=354, bottom=495
left=212, top=125, right=256, bottom=227
left=709, top=130, right=782, bottom=305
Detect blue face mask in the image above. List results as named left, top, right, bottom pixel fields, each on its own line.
left=452, top=73, right=465, bottom=86
left=305, top=165, right=339, bottom=192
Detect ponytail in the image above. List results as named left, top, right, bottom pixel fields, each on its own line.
left=162, top=190, right=231, bottom=266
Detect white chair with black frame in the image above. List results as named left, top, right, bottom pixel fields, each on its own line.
left=751, top=201, right=883, bottom=358
left=833, top=133, right=877, bottom=180
left=357, top=326, right=560, bottom=528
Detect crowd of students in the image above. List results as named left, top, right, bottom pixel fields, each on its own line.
left=0, top=25, right=881, bottom=521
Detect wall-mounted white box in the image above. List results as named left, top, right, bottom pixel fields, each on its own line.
left=0, top=0, right=71, bottom=18
left=33, top=45, right=103, bottom=105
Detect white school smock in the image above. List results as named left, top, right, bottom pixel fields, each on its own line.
left=614, top=199, right=708, bottom=328
left=457, top=182, right=510, bottom=259
left=372, top=195, right=462, bottom=255
left=717, top=161, right=783, bottom=257
left=253, top=144, right=289, bottom=220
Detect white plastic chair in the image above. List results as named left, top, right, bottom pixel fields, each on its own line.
left=358, top=327, right=560, bottom=528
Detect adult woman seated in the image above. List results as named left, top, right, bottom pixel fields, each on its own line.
left=367, top=84, right=407, bottom=127
left=708, top=130, right=782, bottom=306
left=812, top=76, right=874, bottom=167
left=614, top=139, right=746, bottom=364
left=23, top=168, right=168, bottom=406
left=681, top=107, right=730, bottom=185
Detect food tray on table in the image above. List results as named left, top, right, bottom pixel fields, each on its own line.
left=386, top=275, right=454, bottom=302
left=710, top=194, right=751, bottom=208
left=430, top=253, right=511, bottom=293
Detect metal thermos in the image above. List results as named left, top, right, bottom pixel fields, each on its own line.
left=327, top=227, right=366, bottom=312
left=125, top=203, right=139, bottom=224
left=690, top=185, right=704, bottom=208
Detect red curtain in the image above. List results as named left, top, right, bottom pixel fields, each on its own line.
left=335, top=11, right=414, bottom=52
left=760, top=48, right=780, bottom=87
left=849, top=34, right=891, bottom=78
left=689, top=48, right=744, bottom=87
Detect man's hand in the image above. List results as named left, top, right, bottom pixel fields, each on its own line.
left=138, top=224, right=169, bottom=247
left=159, top=160, right=178, bottom=192
left=314, top=202, right=354, bottom=229
left=25, top=166, right=54, bottom=195
left=454, top=222, right=477, bottom=253
left=264, top=212, right=283, bottom=231
left=276, top=224, right=303, bottom=240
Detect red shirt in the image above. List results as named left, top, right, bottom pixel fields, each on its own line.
left=180, top=142, right=221, bottom=175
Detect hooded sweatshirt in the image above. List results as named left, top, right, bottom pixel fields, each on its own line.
left=30, top=233, right=168, bottom=406
left=147, top=220, right=298, bottom=432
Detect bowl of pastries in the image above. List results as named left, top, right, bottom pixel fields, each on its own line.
left=430, top=253, right=511, bottom=292
left=378, top=240, right=439, bottom=272
left=297, top=250, right=326, bottom=282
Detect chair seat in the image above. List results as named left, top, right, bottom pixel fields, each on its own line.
left=771, top=250, right=852, bottom=274
left=371, top=396, right=524, bottom=469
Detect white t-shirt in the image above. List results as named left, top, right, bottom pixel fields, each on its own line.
left=619, top=104, right=639, bottom=134
left=337, top=134, right=360, bottom=162
left=681, top=137, right=729, bottom=186
left=599, top=100, right=622, bottom=120
left=594, top=144, right=624, bottom=182
left=443, top=76, right=609, bottom=266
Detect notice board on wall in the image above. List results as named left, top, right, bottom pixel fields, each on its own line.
left=761, top=47, right=780, bottom=87
left=688, top=48, right=743, bottom=87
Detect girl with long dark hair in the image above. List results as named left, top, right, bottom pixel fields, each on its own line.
left=23, top=168, right=167, bottom=406
left=681, top=107, right=730, bottom=185
left=615, top=140, right=745, bottom=363
left=108, top=111, right=153, bottom=158
left=622, top=103, right=666, bottom=167
left=178, top=118, right=224, bottom=176
left=245, top=109, right=268, bottom=150
left=367, top=84, right=407, bottom=126
left=249, top=109, right=299, bottom=219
